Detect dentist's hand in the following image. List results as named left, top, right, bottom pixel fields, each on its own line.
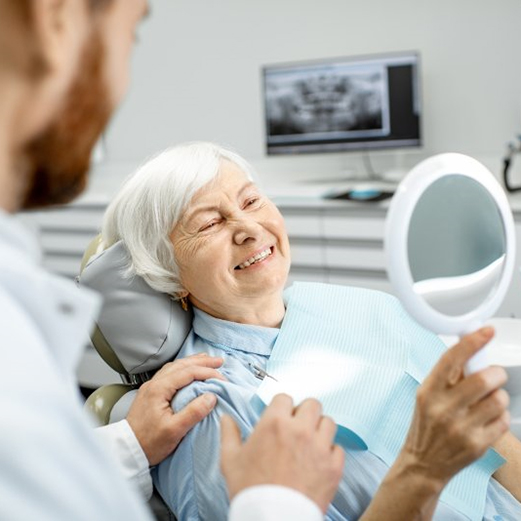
left=220, top=394, right=345, bottom=514
left=127, top=353, right=225, bottom=466
left=401, top=327, right=510, bottom=488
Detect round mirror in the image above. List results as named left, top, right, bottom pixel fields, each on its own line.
left=385, top=153, right=516, bottom=373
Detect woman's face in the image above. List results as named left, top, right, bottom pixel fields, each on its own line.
left=170, top=161, right=291, bottom=319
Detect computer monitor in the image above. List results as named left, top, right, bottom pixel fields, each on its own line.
left=263, top=51, right=421, bottom=155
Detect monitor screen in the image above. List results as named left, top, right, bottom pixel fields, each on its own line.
left=263, top=51, right=421, bottom=155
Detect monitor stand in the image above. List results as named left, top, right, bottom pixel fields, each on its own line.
left=303, top=153, right=407, bottom=201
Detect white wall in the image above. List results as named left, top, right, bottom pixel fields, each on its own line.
left=88, top=0, right=521, bottom=194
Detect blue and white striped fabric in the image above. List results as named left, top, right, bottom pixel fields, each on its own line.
left=256, top=282, right=506, bottom=520
left=152, top=283, right=521, bottom=521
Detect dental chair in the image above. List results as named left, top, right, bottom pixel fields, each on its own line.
left=78, top=235, right=193, bottom=520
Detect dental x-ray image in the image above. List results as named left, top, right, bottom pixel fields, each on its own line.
left=265, top=63, right=390, bottom=141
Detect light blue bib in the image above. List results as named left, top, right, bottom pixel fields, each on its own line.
left=255, top=282, right=505, bottom=521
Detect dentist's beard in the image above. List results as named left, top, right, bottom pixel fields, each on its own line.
left=20, top=31, right=112, bottom=209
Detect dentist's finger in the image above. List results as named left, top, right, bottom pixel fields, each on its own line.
left=171, top=393, right=217, bottom=436
left=220, top=414, right=242, bottom=462
left=317, top=416, right=338, bottom=445
left=155, top=355, right=224, bottom=379
left=294, top=398, right=323, bottom=427
left=261, top=394, right=295, bottom=421
left=168, top=366, right=227, bottom=395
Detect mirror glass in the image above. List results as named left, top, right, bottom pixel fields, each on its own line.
left=408, top=174, right=506, bottom=317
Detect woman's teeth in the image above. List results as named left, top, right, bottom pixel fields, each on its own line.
left=236, top=248, right=272, bottom=269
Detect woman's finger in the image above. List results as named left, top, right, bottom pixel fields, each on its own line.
left=465, top=388, right=510, bottom=428
left=481, top=410, right=511, bottom=447
left=449, top=366, right=508, bottom=410
left=427, top=328, right=494, bottom=391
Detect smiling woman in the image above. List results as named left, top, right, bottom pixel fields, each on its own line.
left=101, top=142, right=521, bottom=521
left=169, top=159, right=290, bottom=327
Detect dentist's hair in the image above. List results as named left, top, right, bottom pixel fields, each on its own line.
left=101, top=142, right=255, bottom=296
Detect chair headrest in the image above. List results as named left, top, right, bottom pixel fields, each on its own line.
left=78, top=239, right=192, bottom=375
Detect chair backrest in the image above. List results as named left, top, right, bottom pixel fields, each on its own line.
left=80, top=237, right=183, bottom=518
left=78, top=236, right=193, bottom=387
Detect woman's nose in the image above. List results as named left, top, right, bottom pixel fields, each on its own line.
left=232, top=217, right=263, bottom=245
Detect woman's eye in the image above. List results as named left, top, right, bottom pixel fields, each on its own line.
left=245, top=197, right=259, bottom=207
left=201, top=220, right=219, bottom=232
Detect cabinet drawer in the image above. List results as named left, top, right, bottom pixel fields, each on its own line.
left=43, top=255, right=82, bottom=279
left=287, top=267, right=327, bottom=285
left=283, top=214, right=321, bottom=238
left=325, top=242, right=385, bottom=270
left=289, top=242, right=324, bottom=267
left=327, top=272, right=392, bottom=294
left=32, top=209, right=103, bottom=231
left=323, top=216, right=385, bottom=240
left=40, top=231, right=96, bottom=256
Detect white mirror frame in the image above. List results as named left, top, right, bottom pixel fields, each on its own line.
left=385, top=153, right=516, bottom=372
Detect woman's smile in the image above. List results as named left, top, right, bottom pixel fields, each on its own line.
left=235, top=246, right=274, bottom=270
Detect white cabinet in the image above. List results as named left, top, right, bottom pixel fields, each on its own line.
left=276, top=199, right=392, bottom=294
left=23, top=200, right=107, bottom=279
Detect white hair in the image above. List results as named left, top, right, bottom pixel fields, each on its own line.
left=101, top=142, right=255, bottom=296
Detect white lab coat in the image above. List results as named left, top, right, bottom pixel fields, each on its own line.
left=0, top=210, right=320, bottom=521
left=0, top=211, right=152, bottom=520
left=98, top=421, right=322, bottom=521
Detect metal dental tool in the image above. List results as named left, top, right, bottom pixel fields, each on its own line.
left=249, top=362, right=278, bottom=382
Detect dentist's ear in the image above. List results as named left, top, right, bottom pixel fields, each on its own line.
left=31, top=0, right=88, bottom=76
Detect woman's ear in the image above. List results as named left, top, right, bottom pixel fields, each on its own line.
left=177, top=290, right=190, bottom=312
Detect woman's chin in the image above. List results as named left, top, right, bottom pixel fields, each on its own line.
left=236, top=272, right=287, bottom=296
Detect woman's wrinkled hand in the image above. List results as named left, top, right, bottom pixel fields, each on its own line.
left=220, top=394, right=345, bottom=514
left=401, top=327, right=510, bottom=488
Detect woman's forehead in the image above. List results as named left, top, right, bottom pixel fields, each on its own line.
left=190, top=163, right=254, bottom=205
left=178, top=163, right=257, bottom=225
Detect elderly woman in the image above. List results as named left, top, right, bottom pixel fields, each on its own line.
left=102, top=142, right=521, bottom=521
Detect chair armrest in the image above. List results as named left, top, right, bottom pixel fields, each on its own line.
left=85, top=383, right=133, bottom=426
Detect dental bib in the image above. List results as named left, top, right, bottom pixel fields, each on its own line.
left=255, top=282, right=505, bottom=521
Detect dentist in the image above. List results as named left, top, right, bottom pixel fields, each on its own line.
left=0, top=1, right=340, bottom=519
